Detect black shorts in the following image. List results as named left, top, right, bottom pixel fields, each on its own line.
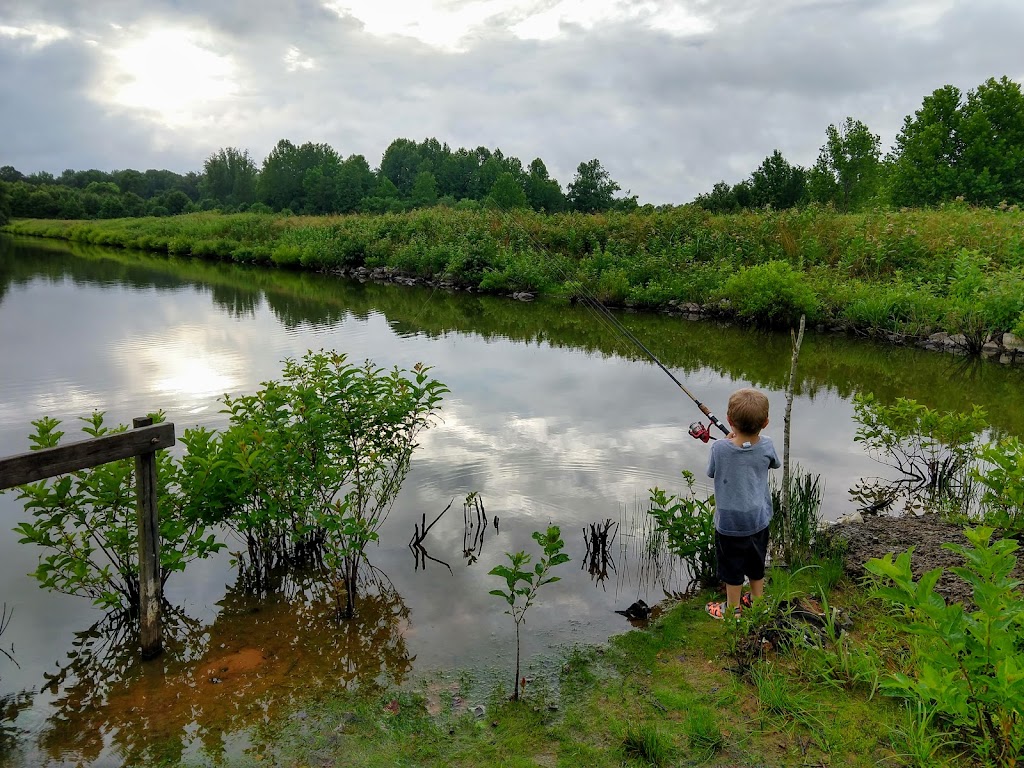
left=715, top=527, right=770, bottom=586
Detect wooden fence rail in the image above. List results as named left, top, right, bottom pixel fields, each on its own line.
left=0, top=419, right=175, bottom=659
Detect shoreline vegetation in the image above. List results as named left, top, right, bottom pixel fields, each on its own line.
left=4, top=206, right=1024, bottom=363
left=140, top=514, right=1021, bottom=768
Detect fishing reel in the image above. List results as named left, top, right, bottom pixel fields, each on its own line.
left=688, top=421, right=715, bottom=443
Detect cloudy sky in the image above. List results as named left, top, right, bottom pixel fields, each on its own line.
left=1, top=0, right=1022, bottom=204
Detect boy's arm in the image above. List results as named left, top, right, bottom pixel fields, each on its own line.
left=706, top=442, right=717, bottom=478
left=768, top=441, right=782, bottom=469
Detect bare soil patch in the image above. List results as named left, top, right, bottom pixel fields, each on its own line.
left=831, top=515, right=1024, bottom=606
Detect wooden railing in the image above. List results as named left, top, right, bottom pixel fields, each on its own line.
left=0, top=417, right=175, bottom=659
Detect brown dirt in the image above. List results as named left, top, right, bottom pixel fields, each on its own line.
left=830, top=515, right=1024, bottom=606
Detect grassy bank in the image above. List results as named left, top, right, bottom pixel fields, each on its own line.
left=147, top=569, right=934, bottom=768
left=5, top=206, right=1024, bottom=343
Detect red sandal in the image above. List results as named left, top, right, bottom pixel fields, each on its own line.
left=705, top=601, right=741, bottom=620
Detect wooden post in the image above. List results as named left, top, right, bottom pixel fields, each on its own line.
left=133, top=416, right=162, bottom=659
left=782, top=314, right=806, bottom=564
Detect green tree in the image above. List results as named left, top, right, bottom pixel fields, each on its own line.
left=0, top=166, right=24, bottom=183
left=489, top=526, right=569, bottom=700
left=216, top=353, right=447, bottom=616
left=359, top=176, right=404, bottom=214
left=111, top=169, right=146, bottom=198
left=379, top=138, right=423, bottom=197
left=8, top=413, right=224, bottom=611
left=958, top=76, right=1024, bottom=205
left=258, top=140, right=342, bottom=213
left=693, top=181, right=739, bottom=213
left=0, top=181, right=10, bottom=225
left=257, top=139, right=304, bottom=210
left=199, top=147, right=259, bottom=207
left=567, top=158, right=621, bottom=213
left=159, top=190, right=192, bottom=215
left=809, top=117, right=882, bottom=211
left=524, top=158, right=565, bottom=212
left=749, top=150, right=806, bottom=209
left=335, top=154, right=375, bottom=213
left=889, top=85, right=964, bottom=206
left=410, top=170, right=439, bottom=208
left=485, top=171, right=528, bottom=209
left=436, top=147, right=480, bottom=200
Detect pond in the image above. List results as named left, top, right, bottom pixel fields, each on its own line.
left=0, top=234, right=1021, bottom=766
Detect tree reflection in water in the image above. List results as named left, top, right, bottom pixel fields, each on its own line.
left=33, top=563, right=412, bottom=767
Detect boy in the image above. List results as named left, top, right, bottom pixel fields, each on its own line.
left=705, top=388, right=781, bottom=619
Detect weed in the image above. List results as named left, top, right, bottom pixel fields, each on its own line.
left=750, top=661, right=821, bottom=732
left=683, top=705, right=725, bottom=760
left=621, top=720, right=674, bottom=766
left=769, top=467, right=823, bottom=565
left=890, top=703, right=965, bottom=768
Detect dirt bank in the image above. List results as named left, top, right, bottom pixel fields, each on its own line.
left=832, top=515, right=1024, bottom=606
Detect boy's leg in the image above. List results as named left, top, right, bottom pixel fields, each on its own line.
left=725, top=582, right=743, bottom=608
left=749, top=578, right=764, bottom=599
left=745, top=527, right=771, bottom=602
left=715, top=531, right=745, bottom=609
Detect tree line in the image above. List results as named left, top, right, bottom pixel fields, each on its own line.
left=0, top=138, right=633, bottom=225
left=695, top=76, right=1024, bottom=213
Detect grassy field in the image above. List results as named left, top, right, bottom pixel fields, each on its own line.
left=5, top=205, right=1024, bottom=342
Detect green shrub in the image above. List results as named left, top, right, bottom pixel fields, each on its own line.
left=865, top=527, right=1024, bottom=767
left=7, top=413, right=224, bottom=611
left=647, top=471, right=716, bottom=587
left=720, top=260, right=820, bottom=327
left=842, top=281, right=942, bottom=336
left=975, top=437, right=1024, bottom=534
left=271, top=244, right=303, bottom=267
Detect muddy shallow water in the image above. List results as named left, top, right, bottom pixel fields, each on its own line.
left=1, top=235, right=1022, bottom=766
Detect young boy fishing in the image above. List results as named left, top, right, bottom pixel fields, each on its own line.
left=704, top=388, right=781, bottom=619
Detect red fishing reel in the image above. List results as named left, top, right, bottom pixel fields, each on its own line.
left=688, top=421, right=715, bottom=442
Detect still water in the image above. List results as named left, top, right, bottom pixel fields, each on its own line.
left=0, top=235, right=1021, bottom=766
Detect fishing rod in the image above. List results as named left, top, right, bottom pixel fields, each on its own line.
left=488, top=204, right=731, bottom=441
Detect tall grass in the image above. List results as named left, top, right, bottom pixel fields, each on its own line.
left=770, top=467, right=823, bottom=566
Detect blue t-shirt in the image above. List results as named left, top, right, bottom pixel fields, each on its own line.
left=706, top=436, right=781, bottom=536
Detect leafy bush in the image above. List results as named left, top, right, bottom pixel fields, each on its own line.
left=841, top=280, right=942, bottom=337
left=8, top=413, right=224, bottom=611
left=942, top=249, right=1024, bottom=351
left=865, top=527, right=1024, bottom=767
left=719, top=260, right=820, bottom=327
left=216, top=352, right=447, bottom=614
left=647, top=471, right=716, bottom=587
left=975, top=437, right=1024, bottom=534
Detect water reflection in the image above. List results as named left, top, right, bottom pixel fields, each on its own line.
left=582, top=519, right=618, bottom=590
left=28, top=565, right=411, bottom=767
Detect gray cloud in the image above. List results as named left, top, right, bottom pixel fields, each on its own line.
left=1, top=0, right=1022, bottom=202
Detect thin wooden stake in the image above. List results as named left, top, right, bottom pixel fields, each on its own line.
left=782, top=315, right=806, bottom=564
left=133, top=416, right=163, bottom=660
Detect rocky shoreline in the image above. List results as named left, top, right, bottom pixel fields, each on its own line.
left=334, top=264, right=1024, bottom=366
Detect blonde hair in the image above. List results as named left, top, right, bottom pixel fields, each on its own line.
left=727, top=388, right=770, bottom=435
